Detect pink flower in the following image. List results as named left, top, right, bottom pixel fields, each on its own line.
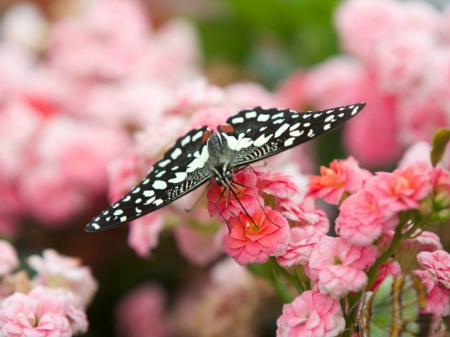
left=127, top=214, right=164, bottom=258
left=0, top=286, right=88, bottom=336
left=115, top=284, right=167, bottom=337
left=429, top=168, right=450, bottom=200
left=308, top=237, right=378, bottom=298
left=224, top=208, right=291, bottom=265
left=418, top=251, right=450, bottom=289
left=370, top=261, right=401, bottom=291
left=398, top=141, right=432, bottom=172
left=413, top=270, right=450, bottom=333
left=336, top=190, right=397, bottom=246
left=366, top=166, right=432, bottom=215
left=207, top=169, right=264, bottom=221
left=259, top=170, right=299, bottom=199
left=276, top=290, right=345, bottom=337
left=0, top=240, right=19, bottom=277
left=280, top=198, right=330, bottom=234
left=307, top=157, right=371, bottom=204
left=27, top=249, right=98, bottom=309
left=277, top=226, right=324, bottom=267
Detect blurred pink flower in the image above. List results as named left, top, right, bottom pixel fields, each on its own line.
left=308, top=236, right=378, bottom=298
left=401, top=230, right=443, bottom=252
left=115, top=284, right=167, bottom=337
left=280, top=198, right=330, bottom=234
left=128, top=214, right=164, bottom=258
left=276, top=70, right=308, bottom=111
left=276, top=290, right=345, bottom=337
left=397, top=141, right=432, bottom=172
left=27, top=249, right=98, bottom=309
left=414, top=270, right=450, bottom=333
left=0, top=240, right=19, bottom=277
left=307, top=157, right=371, bottom=204
left=207, top=169, right=263, bottom=221
left=336, top=190, right=396, bottom=246
left=429, top=167, right=450, bottom=196
left=0, top=286, right=88, bottom=336
left=224, top=208, right=290, bottom=265
left=277, top=226, right=323, bottom=267
left=418, top=251, right=450, bottom=289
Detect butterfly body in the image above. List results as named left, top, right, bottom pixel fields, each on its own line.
left=86, top=103, right=365, bottom=232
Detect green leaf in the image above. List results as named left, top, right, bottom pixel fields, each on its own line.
left=430, top=128, right=450, bottom=167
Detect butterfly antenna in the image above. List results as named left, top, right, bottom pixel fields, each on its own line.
left=224, top=181, right=260, bottom=230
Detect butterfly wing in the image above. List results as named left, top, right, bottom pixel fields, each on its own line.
left=218, top=103, right=365, bottom=167
left=85, top=126, right=213, bottom=231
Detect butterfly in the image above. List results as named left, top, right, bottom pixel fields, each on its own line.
left=86, top=103, right=365, bottom=231
left=356, top=272, right=431, bottom=337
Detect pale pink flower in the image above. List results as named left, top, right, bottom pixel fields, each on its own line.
left=308, top=237, right=378, bottom=298
left=402, top=230, right=443, bottom=252
left=0, top=286, right=88, bottom=336
left=336, top=190, right=397, bottom=246
left=224, top=208, right=291, bottom=265
left=224, top=82, right=279, bottom=109
left=276, top=290, right=345, bottom=337
left=207, top=169, right=263, bottom=221
left=280, top=198, right=330, bottom=234
left=259, top=170, right=299, bottom=199
left=307, top=157, right=371, bottom=204
left=115, top=284, right=167, bottom=337
left=398, top=141, right=432, bottom=172
left=414, top=270, right=450, bottom=333
left=0, top=240, right=19, bottom=277
left=335, top=0, right=401, bottom=61
left=27, top=249, right=98, bottom=309
left=174, top=224, right=224, bottom=267
left=276, top=70, right=308, bottom=110
left=418, top=251, right=450, bottom=289
left=277, top=226, right=324, bottom=267
left=429, top=167, right=450, bottom=197
left=370, top=261, right=401, bottom=291
left=366, top=166, right=432, bottom=215
left=127, top=214, right=164, bottom=258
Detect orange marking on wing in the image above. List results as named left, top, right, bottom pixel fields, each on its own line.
left=201, top=130, right=212, bottom=143
left=218, top=124, right=234, bottom=133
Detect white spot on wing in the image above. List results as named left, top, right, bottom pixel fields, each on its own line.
left=142, top=179, right=149, bottom=185
left=260, top=126, right=267, bottom=131
left=153, top=180, right=167, bottom=189
left=304, top=123, right=311, bottom=127
left=159, top=159, right=171, bottom=167
left=338, top=113, right=344, bottom=118
left=136, top=208, right=142, bottom=214
left=123, top=196, right=131, bottom=202
left=192, top=130, right=203, bottom=142
left=112, top=203, right=119, bottom=208
left=168, top=172, right=188, bottom=183
left=303, top=114, right=311, bottom=119
left=275, top=123, right=290, bottom=138
left=232, top=116, right=244, bottom=124
left=273, top=119, right=284, bottom=124
left=171, top=148, right=182, bottom=160
left=245, top=111, right=257, bottom=118
left=284, top=137, right=295, bottom=147
left=154, top=199, right=163, bottom=206
left=143, top=190, right=154, bottom=197
left=351, top=106, right=359, bottom=115
left=326, top=109, right=334, bottom=114
left=144, top=197, right=156, bottom=205
left=156, top=170, right=166, bottom=178
left=324, top=124, right=331, bottom=131
left=114, top=209, right=123, bottom=216
left=254, top=134, right=273, bottom=147
left=132, top=187, right=140, bottom=193
left=120, top=216, right=127, bottom=222
left=135, top=198, right=142, bottom=204
left=92, top=223, right=100, bottom=230
left=186, top=145, right=209, bottom=173
left=181, top=135, right=191, bottom=147
left=339, top=107, right=345, bottom=111
left=271, top=112, right=284, bottom=119
left=308, top=129, right=314, bottom=137
left=221, top=133, right=253, bottom=151
left=325, top=115, right=334, bottom=122
left=313, top=113, right=322, bottom=118
left=257, top=114, right=270, bottom=122
left=292, top=114, right=299, bottom=118
left=290, top=130, right=303, bottom=137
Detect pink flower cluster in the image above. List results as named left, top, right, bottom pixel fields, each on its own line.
left=0, top=244, right=95, bottom=336
left=277, top=0, right=450, bottom=167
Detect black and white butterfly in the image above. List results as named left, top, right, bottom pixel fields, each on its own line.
left=86, top=103, right=365, bottom=232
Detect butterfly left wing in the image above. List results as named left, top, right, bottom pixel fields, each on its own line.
left=218, top=103, right=365, bottom=167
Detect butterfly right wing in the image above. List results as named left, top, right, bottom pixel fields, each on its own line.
left=85, top=126, right=213, bottom=232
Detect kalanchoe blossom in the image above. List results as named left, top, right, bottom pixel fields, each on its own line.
left=336, top=190, right=397, bottom=246
left=127, top=214, right=164, bottom=258
left=370, top=261, right=401, bottom=291
left=0, top=286, right=88, bottom=336
left=306, top=157, right=371, bottom=205
left=224, top=208, right=291, bottom=266
left=276, top=290, right=345, bottom=337
left=280, top=197, right=330, bottom=234
left=308, top=236, right=378, bottom=298
left=277, top=226, right=324, bottom=268
left=0, top=240, right=19, bottom=278
left=365, top=166, right=433, bottom=216
left=413, top=270, right=450, bottom=333
left=207, top=169, right=264, bottom=221
left=27, top=249, right=98, bottom=309
left=258, top=170, right=299, bottom=199
left=417, top=250, right=450, bottom=289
